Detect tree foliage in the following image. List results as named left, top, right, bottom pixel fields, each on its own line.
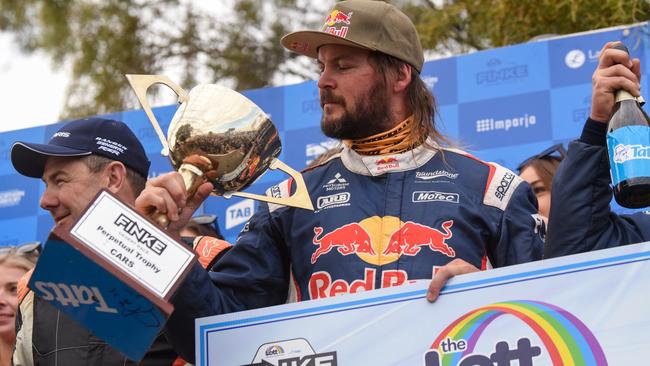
left=0, top=0, right=648, bottom=119
left=0, top=0, right=325, bottom=119
left=406, top=0, right=650, bottom=55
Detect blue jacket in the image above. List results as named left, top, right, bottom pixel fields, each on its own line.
left=166, top=141, right=544, bottom=362
left=545, top=119, right=650, bottom=258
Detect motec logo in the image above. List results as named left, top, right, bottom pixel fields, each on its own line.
left=426, top=300, right=607, bottom=365
left=412, top=191, right=459, bottom=204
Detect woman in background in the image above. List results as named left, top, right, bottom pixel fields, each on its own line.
left=0, top=242, right=39, bottom=366
left=517, top=144, right=566, bottom=222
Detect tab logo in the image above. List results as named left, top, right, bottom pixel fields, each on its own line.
left=226, top=199, right=255, bottom=230
left=317, top=192, right=350, bottom=210
left=613, top=144, right=650, bottom=164
left=412, top=191, right=459, bottom=203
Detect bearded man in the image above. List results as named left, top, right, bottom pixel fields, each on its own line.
left=135, top=1, right=544, bottom=362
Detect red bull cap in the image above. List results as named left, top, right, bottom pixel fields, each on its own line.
left=281, top=0, right=424, bottom=73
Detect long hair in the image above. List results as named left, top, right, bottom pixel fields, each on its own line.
left=521, top=157, right=563, bottom=191
left=368, top=52, right=451, bottom=149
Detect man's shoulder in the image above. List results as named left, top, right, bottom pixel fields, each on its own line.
left=439, top=148, right=525, bottom=211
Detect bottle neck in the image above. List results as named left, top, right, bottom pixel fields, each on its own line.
left=615, top=89, right=635, bottom=103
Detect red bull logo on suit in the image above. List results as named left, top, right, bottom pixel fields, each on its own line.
left=308, top=216, right=457, bottom=298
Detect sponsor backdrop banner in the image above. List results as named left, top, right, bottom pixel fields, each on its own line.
left=0, top=22, right=648, bottom=246
left=196, top=241, right=650, bottom=366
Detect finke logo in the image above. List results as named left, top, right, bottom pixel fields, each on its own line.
left=412, top=191, right=459, bottom=204
left=425, top=300, right=607, bottom=366
left=565, top=49, right=586, bottom=69
left=475, top=114, right=536, bottom=133
left=416, top=170, right=459, bottom=181
left=52, top=131, right=71, bottom=138
left=476, top=58, right=528, bottom=84
left=317, top=192, right=350, bottom=210
left=613, top=144, right=650, bottom=164
left=494, top=171, right=515, bottom=201
left=115, top=214, right=167, bottom=255
left=0, top=189, right=25, bottom=208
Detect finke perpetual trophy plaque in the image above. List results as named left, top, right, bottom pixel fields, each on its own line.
left=125, top=74, right=313, bottom=224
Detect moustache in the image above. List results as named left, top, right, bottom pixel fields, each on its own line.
left=320, top=90, right=346, bottom=108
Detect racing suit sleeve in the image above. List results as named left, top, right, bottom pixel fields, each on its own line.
left=489, top=181, right=545, bottom=267
left=165, top=203, right=289, bottom=363
left=545, top=118, right=650, bottom=258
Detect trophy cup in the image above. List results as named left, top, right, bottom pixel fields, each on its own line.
left=126, top=75, right=314, bottom=227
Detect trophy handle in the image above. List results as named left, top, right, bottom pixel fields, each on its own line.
left=125, top=74, right=189, bottom=156
left=229, top=159, right=314, bottom=211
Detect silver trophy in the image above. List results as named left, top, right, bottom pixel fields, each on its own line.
left=126, top=75, right=313, bottom=227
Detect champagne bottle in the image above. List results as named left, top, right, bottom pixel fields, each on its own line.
left=606, top=44, right=650, bottom=208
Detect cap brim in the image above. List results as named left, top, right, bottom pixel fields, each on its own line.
left=281, top=30, right=375, bottom=60
left=11, top=142, right=91, bottom=178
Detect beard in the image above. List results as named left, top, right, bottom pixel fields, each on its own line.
left=320, top=77, right=392, bottom=140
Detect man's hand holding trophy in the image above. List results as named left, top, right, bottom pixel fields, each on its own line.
left=126, top=74, right=314, bottom=230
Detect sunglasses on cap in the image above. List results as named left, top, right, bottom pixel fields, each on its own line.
left=517, top=144, right=567, bottom=173
left=0, top=241, right=41, bottom=256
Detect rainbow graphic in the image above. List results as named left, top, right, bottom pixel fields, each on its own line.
left=431, top=300, right=607, bottom=366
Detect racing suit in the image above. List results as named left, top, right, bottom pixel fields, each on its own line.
left=165, top=140, right=545, bottom=362
left=545, top=119, right=650, bottom=258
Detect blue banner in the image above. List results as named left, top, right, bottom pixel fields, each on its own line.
left=1, top=22, right=649, bottom=246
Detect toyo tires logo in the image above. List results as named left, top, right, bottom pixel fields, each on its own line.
left=613, top=144, right=650, bottom=164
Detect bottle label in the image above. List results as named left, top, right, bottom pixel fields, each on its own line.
left=607, top=125, right=650, bottom=186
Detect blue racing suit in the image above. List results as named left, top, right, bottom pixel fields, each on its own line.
left=166, top=140, right=544, bottom=362
left=545, top=119, right=650, bottom=258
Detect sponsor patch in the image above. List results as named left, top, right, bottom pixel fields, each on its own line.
left=415, top=170, right=459, bottom=181
left=248, top=338, right=337, bottom=366
left=484, top=164, right=523, bottom=210
left=322, top=172, right=349, bottom=191
left=412, top=191, right=459, bottom=204
left=316, top=192, right=350, bottom=210
left=52, top=131, right=70, bottom=138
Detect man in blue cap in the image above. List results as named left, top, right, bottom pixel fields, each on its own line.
left=10, top=118, right=178, bottom=365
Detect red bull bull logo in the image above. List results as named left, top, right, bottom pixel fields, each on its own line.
left=311, top=218, right=456, bottom=265
left=375, top=156, right=400, bottom=172
left=324, top=10, right=353, bottom=26
left=311, top=223, right=375, bottom=264
left=383, top=220, right=455, bottom=257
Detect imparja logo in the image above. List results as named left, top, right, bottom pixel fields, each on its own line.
left=613, top=144, right=650, bottom=164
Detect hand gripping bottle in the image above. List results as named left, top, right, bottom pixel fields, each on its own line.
left=606, top=43, right=650, bottom=208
